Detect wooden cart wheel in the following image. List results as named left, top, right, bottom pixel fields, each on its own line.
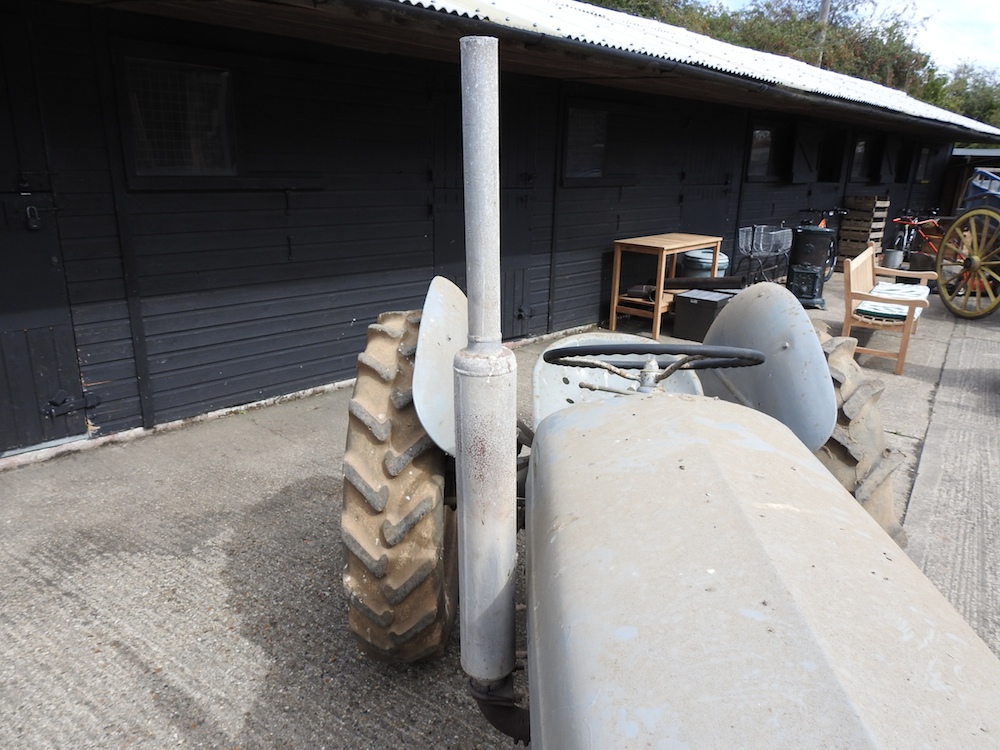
left=935, top=207, right=1000, bottom=319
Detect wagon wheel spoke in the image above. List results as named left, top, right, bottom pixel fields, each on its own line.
left=935, top=207, right=1000, bottom=318
left=978, top=213, right=1000, bottom=254
left=981, top=233, right=1000, bottom=262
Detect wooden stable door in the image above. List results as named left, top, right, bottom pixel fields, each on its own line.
left=0, top=197, right=88, bottom=455
left=0, top=14, right=87, bottom=454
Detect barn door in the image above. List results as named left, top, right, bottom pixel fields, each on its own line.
left=0, top=14, right=87, bottom=454
left=433, top=75, right=538, bottom=339
left=500, top=79, right=538, bottom=339
left=679, top=112, right=742, bottom=241
left=0, top=204, right=89, bottom=456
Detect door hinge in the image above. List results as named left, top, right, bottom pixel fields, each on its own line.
left=42, top=390, right=99, bottom=418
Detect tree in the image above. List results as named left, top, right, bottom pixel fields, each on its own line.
left=583, top=0, right=1000, bottom=131
left=941, top=64, right=1000, bottom=129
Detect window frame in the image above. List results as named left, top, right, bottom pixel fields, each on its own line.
left=113, top=41, right=322, bottom=191
left=891, top=139, right=916, bottom=184
left=560, top=100, right=637, bottom=188
left=745, top=121, right=793, bottom=183
left=914, top=145, right=934, bottom=183
left=122, top=56, right=237, bottom=179
left=849, top=133, right=886, bottom=184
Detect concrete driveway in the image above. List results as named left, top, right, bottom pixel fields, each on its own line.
left=2, top=272, right=998, bottom=747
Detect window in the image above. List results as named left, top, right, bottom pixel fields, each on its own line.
left=747, top=123, right=792, bottom=181
left=850, top=135, right=885, bottom=183
left=850, top=138, right=869, bottom=181
left=893, top=141, right=915, bottom=184
left=792, top=126, right=844, bottom=183
left=561, top=104, right=636, bottom=187
left=817, top=129, right=846, bottom=183
left=124, top=58, right=235, bottom=177
left=915, top=146, right=933, bottom=182
left=565, top=108, right=608, bottom=179
left=748, top=128, right=773, bottom=178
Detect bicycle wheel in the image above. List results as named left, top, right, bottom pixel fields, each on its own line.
left=823, top=235, right=837, bottom=281
left=893, top=232, right=906, bottom=256
left=935, top=207, right=1000, bottom=319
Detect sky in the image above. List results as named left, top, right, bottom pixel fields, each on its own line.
left=711, top=0, right=1000, bottom=74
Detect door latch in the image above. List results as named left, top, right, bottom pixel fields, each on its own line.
left=42, top=390, right=99, bottom=418
left=25, top=205, right=41, bottom=230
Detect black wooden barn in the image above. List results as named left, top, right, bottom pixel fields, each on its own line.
left=2, top=0, right=998, bottom=457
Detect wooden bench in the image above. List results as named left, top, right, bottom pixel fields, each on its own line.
left=842, top=246, right=937, bottom=375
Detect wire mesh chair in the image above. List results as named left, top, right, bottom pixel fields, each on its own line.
left=735, top=225, right=793, bottom=283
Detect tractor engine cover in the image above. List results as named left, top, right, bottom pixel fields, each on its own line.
left=526, top=392, right=1000, bottom=748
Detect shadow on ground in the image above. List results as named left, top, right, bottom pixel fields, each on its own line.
left=222, top=476, right=506, bottom=749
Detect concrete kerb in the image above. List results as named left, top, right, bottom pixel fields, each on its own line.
left=1, top=273, right=962, bottom=527
left=0, top=275, right=957, bottom=526
left=0, top=380, right=357, bottom=475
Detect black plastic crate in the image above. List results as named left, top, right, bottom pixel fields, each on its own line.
left=673, top=289, right=733, bottom=342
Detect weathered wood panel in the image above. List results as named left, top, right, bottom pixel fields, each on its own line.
left=24, top=5, right=140, bottom=438
left=3, top=0, right=959, bottom=450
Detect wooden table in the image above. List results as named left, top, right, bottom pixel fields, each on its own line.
left=609, top=233, right=723, bottom=339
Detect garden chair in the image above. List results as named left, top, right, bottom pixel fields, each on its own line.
left=842, top=246, right=937, bottom=375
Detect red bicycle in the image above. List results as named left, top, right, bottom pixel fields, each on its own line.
left=891, top=210, right=942, bottom=261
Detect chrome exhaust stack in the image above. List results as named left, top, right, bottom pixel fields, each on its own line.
left=455, top=36, right=519, bottom=688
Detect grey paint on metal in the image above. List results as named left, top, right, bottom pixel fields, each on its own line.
left=531, top=331, right=702, bottom=430
left=700, top=283, right=836, bottom=452
left=461, top=36, right=502, bottom=346
left=396, top=0, right=1000, bottom=138
left=526, top=393, right=1000, bottom=748
left=414, top=276, right=469, bottom=456
left=455, top=36, right=519, bottom=682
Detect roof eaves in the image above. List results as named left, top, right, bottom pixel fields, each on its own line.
left=396, top=0, right=1000, bottom=140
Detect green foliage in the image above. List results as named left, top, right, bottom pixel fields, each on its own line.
left=941, top=64, right=1000, bottom=129
left=582, top=0, right=1000, bottom=131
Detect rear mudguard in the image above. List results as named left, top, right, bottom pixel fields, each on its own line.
left=413, top=276, right=468, bottom=456
left=701, top=282, right=836, bottom=453
left=414, top=278, right=835, bottom=455
left=526, top=392, right=1000, bottom=748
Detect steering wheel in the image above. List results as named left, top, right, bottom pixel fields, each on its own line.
left=542, top=343, right=764, bottom=383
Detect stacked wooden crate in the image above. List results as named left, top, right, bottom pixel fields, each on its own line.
left=838, top=195, right=890, bottom=263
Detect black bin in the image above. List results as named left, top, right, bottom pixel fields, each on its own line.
left=789, top=226, right=836, bottom=267
left=786, top=226, right=836, bottom=308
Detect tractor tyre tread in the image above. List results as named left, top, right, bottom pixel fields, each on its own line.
left=341, top=311, right=457, bottom=662
left=815, top=333, right=907, bottom=547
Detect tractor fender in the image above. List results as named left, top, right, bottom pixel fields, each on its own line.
left=413, top=276, right=468, bottom=456
left=700, top=283, right=836, bottom=452
left=526, top=393, right=1000, bottom=748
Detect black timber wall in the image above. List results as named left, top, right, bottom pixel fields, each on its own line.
left=124, top=47, right=440, bottom=425
left=19, top=4, right=454, bottom=431
left=27, top=7, right=144, bottom=437
left=16, top=2, right=565, bottom=432
left=538, top=87, right=953, bottom=330
left=548, top=87, right=748, bottom=330
left=5, top=0, right=955, bottom=443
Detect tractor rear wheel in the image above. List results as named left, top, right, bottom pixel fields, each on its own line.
left=341, top=310, right=457, bottom=662
left=815, top=333, right=907, bottom=546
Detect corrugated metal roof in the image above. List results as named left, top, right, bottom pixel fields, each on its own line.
left=398, top=0, right=1000, bottom=137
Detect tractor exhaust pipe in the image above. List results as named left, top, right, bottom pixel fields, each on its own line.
left=455, top=36, right=519, bottom=689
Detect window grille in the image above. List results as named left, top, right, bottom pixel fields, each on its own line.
left=125, top=58, right=235, bottom=176
left=565, top=108, right=608, bottom=179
